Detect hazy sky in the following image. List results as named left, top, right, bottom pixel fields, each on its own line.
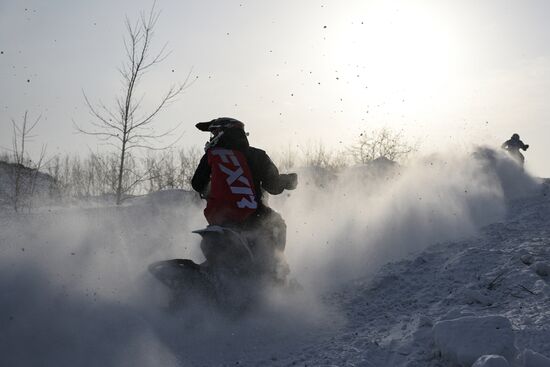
left=1, top=0, right=549, bottom=175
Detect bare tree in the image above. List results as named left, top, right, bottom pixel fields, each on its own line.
left=349, top=127, right=416, bottom=164
left=176, top=147, right=201, bottom=190
left=76, top=4, right=192, bottom=204
left=143, top=147, right=200, bottom=192
left=10, top=111, right=47, bottom=212
left=301, top=142, right=349, bottom=170
left=275, top=145, right=298, bottom=172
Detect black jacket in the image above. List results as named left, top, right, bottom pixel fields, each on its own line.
left=501, top=138, right=528, bottom=152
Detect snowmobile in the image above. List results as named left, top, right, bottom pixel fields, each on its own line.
left=148, top=225, right=291, bottom=313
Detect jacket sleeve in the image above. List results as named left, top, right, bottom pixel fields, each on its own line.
left=256, top=150, right=295, bottom=195
left=191, top=154, right=211, bottom=194
left=519, top=140, right=528, bottom=150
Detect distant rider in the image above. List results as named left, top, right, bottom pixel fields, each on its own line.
left=191, top=117, right=297, bottom=283
left=501, top=133, right=529, bottom=166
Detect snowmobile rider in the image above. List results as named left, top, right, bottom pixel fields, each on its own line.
left=501, top=133, right=529, bottom=166
left=191, top=117, right=298, bottom=281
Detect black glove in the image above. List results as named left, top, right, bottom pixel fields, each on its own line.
left=281, top=173, right=298, bottom=190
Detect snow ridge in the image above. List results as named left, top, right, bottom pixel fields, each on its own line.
left=273, top=181, right=550, bottom=366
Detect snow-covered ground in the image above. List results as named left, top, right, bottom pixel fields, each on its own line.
left=1, top=148, right=549, bottom=367
left=273, top=180, right=550, bottom=366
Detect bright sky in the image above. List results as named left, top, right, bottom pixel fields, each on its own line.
left=1, top=0, right=549, bottom=176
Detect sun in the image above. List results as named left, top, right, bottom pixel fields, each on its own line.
left=331, top=2, right=463, bottom=102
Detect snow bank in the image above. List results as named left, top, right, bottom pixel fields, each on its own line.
left=270, top=180, right=550, bottom=366
left=433, top=315, right=517, bottom=366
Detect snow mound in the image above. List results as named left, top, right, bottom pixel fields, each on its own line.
left=472, top=355, right=510, bottom=367
left=433, top=315, right=517, bottom=366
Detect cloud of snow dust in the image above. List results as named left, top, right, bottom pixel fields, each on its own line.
left=272, top=146, right=541, bottom=290
left=0, top=191, right=208, bottom=366
left=0, top=189, right=333, bottom=367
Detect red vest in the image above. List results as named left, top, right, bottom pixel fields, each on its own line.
left=204, top=148, right=258, bottom=225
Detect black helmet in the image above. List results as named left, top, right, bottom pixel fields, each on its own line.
left=196, top=117, right=245, bottom=133
left=512, top=133, right=520, bottom=140
left=196, top=117, right=247, bottom=150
